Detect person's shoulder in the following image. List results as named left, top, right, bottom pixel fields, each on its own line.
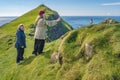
left=17, top=29, right=23, bottom=34
left=39, top=18, right=43, bottom=21
left=16, top=30, right=20, bottom=35
left=18, top=29, right=22, bottom=32
left=38, top=18, right=45, bottom=22
left=16, top=29, right=20, bottom=32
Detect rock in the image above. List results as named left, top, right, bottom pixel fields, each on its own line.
left=103, top=18, right=118, bottom=24
left=59, top=55, right=63, bottom=65
left=85, top=43, right=93, bottom=60
left=50, top=51, right=63, bottom=65
left=50, top=51, right=59, bottom=64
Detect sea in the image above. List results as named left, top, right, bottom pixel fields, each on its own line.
left=62, top=16, right=120, bottom=29
left=0, top=17, right=16, bottom=26
left=0, top=16, right=120, bottom=29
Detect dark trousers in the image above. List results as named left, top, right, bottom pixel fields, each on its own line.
left=16, top=48, right=24, bottom=63
left=33, top=39, right=45, bottom=54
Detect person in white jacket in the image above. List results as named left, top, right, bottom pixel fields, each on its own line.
left=32, top=10, right=61, bottom=55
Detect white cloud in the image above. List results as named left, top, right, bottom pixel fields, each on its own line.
left=102, top=2, right=120, bottom=6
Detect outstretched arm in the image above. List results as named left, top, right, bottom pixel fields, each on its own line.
left=46, top=17, right=61, bottom=27
left=56, top=17, right=61, bottom=22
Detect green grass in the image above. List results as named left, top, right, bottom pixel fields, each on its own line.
left=0, top=22, right=120, bottom=80
left=0, top=4, right=120, bottom=80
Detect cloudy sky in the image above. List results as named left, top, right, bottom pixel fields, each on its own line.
left=0, top=0, right=120, bottom=16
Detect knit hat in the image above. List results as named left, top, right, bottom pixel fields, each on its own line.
left=39, top=10, right=45, bottom=16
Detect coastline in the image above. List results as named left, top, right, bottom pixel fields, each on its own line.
left=0, top=16, right=120, bottom=28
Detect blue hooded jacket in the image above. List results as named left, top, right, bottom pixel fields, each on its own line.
left=15, top=29, right=26, bottom=48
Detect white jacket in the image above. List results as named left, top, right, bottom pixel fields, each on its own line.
left=34, top=18, right=57, bottom=39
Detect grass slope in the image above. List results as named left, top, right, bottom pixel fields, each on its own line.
left=0, top=4, right=72, bottom=55
left=0, top=4, right=120, bottom=80
left=0, top=22, right=120, bottom=80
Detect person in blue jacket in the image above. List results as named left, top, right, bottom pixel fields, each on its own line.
left=15, top=24, right=26, bottom=64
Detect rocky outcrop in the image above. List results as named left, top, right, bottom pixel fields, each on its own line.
left=50, top=51, right=63, bottom=65
left=77, top=43, right=94, bottom=61
left=85, top=43, right=93, bottom=60
left=102, top=18, right=119, bottom=24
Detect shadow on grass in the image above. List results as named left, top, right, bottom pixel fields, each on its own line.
left=21, top=56, right=36, bottom=65
left=43, top=50, right=52, bottom=59
left=21, top=50, right=52, bottom=65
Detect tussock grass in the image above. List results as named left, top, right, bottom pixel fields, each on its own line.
left=0, top=4, right=120, bottom=80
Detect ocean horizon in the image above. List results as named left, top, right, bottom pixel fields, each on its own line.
left=62, top=16, right=120, bottom=29
left=0, top=16, right=120, bottom=29
left=0, top=16, right=17, bottom=27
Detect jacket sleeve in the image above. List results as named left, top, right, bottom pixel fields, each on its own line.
left=17, top=32, right=22, bottom=47
left=46, top=20, right=57, bottom=27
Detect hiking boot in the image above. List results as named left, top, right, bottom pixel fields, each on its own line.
left=32, top=51, right=37, bottom=56
left=17, top=62, right=21, bottom=65
left=20, top=57, right=25, bottom=61
left=38, top=52, right=45, bottom=54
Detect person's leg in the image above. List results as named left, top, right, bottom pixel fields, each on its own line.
left=38, top=39, right=45, bottom=54
left=16, top=48, right=21, bottom=64
left=37, top=39, right=41, bottom=54
left=20, top=48, right=24, bottom=60
left=32, top=39, right=38, bottom=55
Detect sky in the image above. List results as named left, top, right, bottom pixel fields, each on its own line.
left=0, top=0, right=120, bottom=16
